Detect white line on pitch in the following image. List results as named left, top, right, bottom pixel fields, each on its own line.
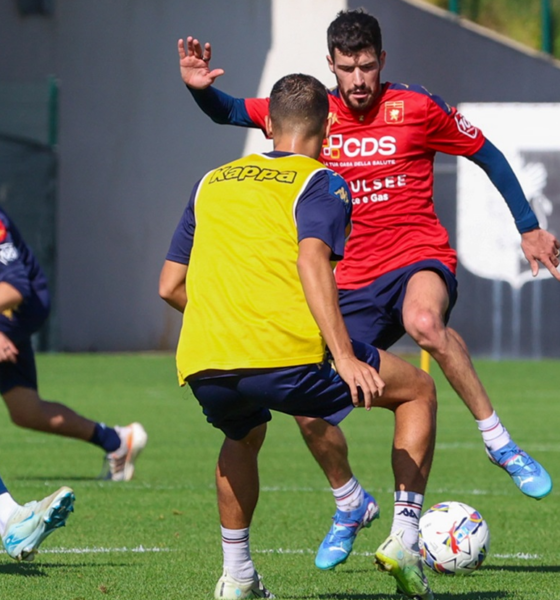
left=254, top=549, right=541, bottom=560
left=1, top=546, right=172, bottom=555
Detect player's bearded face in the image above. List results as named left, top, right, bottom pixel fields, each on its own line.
left=328, top=48, right=386, bottom=112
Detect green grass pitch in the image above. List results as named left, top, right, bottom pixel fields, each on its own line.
left=0, top=352, right=558, bottom=599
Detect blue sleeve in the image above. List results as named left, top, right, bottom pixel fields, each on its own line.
left=468, top=139, right=539, bottom=233
left=0, top=215, right=32, bottom=300
left=295, top=170, right=352, bottom=261
left=0, top=258, right=32, bottom=300
left=188, top=86, right=258, bottom=127
left=166, top=181, right=200, bottom=264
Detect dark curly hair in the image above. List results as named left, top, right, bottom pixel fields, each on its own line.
left=327, top=9, right=382, bottom=59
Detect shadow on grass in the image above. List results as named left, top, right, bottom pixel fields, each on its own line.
left=12, top=476, right=101, bottom=482
left=483, top=564, right=560, bottom=573
left=0, top=562, right=46, bottom=577
left=285, top=593, right=511, bottom=600
left=0, top=560, right=131, bottom=576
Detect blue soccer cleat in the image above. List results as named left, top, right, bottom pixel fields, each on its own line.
left=2, top=486, right=75, bottom=561
left=487, top=441, right=552, bottom=500
left=315, top=491, right=379, bottom=570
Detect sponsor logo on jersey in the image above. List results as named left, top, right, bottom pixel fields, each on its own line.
left=454, top=113, right=478, bottom=139
left=0, top=242, right=18, bottom=265
left=0, top=219, right=7, bottom=243
left=209, top=165, right=297, bottom=184
left=322, top=134, right=397, bottom=159
left=385, top=101, right=404, bottom=124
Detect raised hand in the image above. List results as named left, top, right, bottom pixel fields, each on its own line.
left=178, top=36, right=225, bottom=89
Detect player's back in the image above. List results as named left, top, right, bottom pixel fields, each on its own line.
left=177, top=153, right=328, bottom=380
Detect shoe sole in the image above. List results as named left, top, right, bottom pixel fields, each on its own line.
left=374, top=550, right=432, bottom=600
left=19, top=488, right=75, bottom=562
left=122, top=422, right=148, bottom=482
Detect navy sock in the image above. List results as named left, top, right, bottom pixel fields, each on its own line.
left=90, top=423, right=121, bottom=453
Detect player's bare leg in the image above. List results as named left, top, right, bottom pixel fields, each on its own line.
left=216, top=424, right=266, bottom=530
left=301, top=415, right=380, bottom=571
left=375, top=350, right=436, bottom=495
left=3, top=387, right=148, bottom=482
left=294, top=416, right=352, bottom=488
left=402, top=270, right=552, bottom=499
left=373, top=350, right=435, bottom=600
left=3, top=386, right=96, bottom=440
left=402, top=270, right=493, bottom=420
left=214, top=424, right=273, bottom=599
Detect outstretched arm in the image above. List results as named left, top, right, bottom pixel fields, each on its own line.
left=297, top=237, right=385, bottom=409
left=178, top=36, right=268, bottom=128
left=469, top=139, right=560, bottom=280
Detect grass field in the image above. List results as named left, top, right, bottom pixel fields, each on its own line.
left=0, top=352, right=558, bottom=599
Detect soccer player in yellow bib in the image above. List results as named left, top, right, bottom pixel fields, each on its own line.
left=159, top=74, right=436, bottom=600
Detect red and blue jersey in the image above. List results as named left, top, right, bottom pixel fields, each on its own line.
left=189, top=83, right=538, bottom=289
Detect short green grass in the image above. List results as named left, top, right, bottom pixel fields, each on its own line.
left=0, top=353, right=558, bottom=599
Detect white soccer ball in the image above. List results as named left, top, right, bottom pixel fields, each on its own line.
left=419, top=501, right=490, bottom=575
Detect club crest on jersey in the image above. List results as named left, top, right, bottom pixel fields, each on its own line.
left=385, top=101, right=404, bottom=124
left=0, top=242, right=18, bottom=265
left=455, top=113, right=478, bottom=139
left=0, top=219, right=7, bottom=243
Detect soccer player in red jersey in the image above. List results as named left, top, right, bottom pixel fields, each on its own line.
left=178, top=8, right=560, bottom=572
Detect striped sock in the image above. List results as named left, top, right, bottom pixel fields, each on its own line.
left=391, top=491, right=424, bottom=552
left=332, top=476, right=364, bottom=512
left=221, top=526, right=254, bottom=581
left=477, top=411, right=511, bottom=451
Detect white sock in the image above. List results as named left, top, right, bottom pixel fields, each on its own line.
left=476, top=411, right=511, bottom=451
left=0, top=492, right=19, bottom=537
left=221, top=526, right=254, bottom=581
left=391, top=491, right=423, bottom=552
left=332, top=476, right=364, bottom=512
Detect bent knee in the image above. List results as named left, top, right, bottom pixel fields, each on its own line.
left=405, top=310, right=446, bottom=351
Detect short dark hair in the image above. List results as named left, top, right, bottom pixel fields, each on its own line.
left=269, top=74, right=329, bottom=137
left=327, top=9, right=382, bottom=59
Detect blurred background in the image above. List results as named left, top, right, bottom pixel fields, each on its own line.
left=0, top=0, right=559, bottom=357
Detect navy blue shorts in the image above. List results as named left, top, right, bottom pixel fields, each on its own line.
left=338, top=260, right=458, bottom=350
left=0, top=336, right=38, bottom=395
left=188, top=340, right=380, bottom=440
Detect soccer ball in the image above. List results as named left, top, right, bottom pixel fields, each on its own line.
left=419, top=501, right=490, bottom=575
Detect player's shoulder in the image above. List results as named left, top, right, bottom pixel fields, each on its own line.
left=308, top=168, right=351, bottom=211
left=386, top=83, right=453, bottom=115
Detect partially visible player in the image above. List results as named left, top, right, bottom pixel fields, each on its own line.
left=160, top=73, right=436, bottom=600
left=0, top=474, right=74, bottom=561
left=0, top=207, right=147, bottom=481
left=177, top=8, right=557, bottom=569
